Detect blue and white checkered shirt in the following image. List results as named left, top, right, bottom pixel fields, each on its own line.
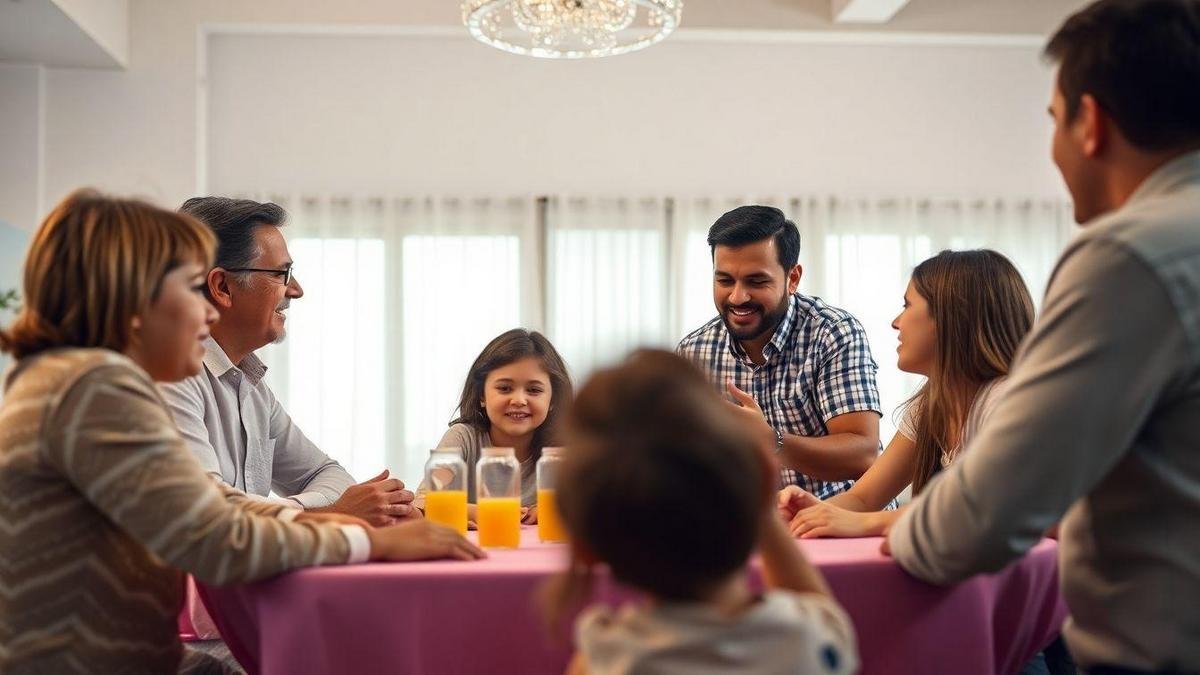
left=677, top=292, right=883, bottom=499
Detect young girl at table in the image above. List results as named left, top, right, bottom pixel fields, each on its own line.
left=781, top=249, right=1034, bottom=538
left=419, top=328, right=573, bottom=525
left=543, top=350, right=858, bottom=675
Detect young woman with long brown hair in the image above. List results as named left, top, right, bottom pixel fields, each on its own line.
left=781, top=249, right=1035, bottom=538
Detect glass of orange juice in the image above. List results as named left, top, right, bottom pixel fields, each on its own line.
left=536, top=447, right=567, bottom=543
left=476, top=447, right=521, bottom=548
left=423, top=448, right=468, bottom=534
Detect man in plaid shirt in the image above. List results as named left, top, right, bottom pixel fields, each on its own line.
left=677, top=205, right=882, bottom=499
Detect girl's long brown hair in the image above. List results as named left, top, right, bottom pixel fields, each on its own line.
left=451, top=328, right=573, bottom=463
left=907, top=250, right=1034, bottom=494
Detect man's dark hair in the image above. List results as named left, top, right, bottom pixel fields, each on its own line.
left=178, top=196, right=287, bottom=271
left=707, top=205, right=800, bottom=271
left=1045, top=0, right=1200, bottom=152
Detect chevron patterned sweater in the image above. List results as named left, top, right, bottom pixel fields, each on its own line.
left=0, top=349, right=353, bottom=673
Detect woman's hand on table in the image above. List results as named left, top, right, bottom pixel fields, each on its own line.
left=789, top=501, right=890, bottom=539
left=777, top=485, right=820, bottom=522
left=367, top=519, right=486, bottom=561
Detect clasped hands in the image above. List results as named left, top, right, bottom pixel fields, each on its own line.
left=777, top=485, right=894, bottom=555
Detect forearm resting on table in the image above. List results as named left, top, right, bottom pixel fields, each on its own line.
left=825, top=490, right=871, bottom=511
left=760, top=513, right=831, bottom=596
left=856, top=508, right=902, bottom=536
left=780, top=432, right=877, bottom=482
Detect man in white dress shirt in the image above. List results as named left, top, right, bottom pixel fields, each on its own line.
left=161, top=197, right=415, bottom=526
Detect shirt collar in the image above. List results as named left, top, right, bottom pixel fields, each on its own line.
left=1124, top=149, right=1200, bottom=209
left=767, top=294, right=799, bottom=355
left=724, top=293, right=799, bottom=364
left=202, top=336, right=268, bottom=386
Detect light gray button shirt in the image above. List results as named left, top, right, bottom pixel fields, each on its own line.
left=888, top=150, right=1200, bottom=671
left=159, top=338, right=356, bottom=508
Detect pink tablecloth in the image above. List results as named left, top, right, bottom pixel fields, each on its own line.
left=200, top=527, right=1066, bottom=675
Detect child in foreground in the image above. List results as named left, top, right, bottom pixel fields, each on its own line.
left=543, top=349, right=858, bottom=674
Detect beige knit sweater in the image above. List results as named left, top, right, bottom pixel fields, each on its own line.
left=0, top=349, right=353, bottom=673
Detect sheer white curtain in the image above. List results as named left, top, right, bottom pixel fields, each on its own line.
left=546, top=196, right=670, bottom=377
left=254, top=194, right=539, bottom=486
left=246, top=190, right=1073, bottom=488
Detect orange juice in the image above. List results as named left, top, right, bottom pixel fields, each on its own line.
left=537, top=489, right=567, bottom=543
left=424, top=490, right=468, bottom=534
left=477, top=497, right=522, bottom=548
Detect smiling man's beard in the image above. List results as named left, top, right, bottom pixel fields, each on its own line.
left=721, top=292, right=790, bottom=342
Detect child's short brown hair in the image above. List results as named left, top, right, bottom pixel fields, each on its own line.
left=552, top=349, right=764, bottom=608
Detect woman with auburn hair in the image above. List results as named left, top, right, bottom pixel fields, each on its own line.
left=781, top=249, right=1035, bottom=538
left=0, top=190, right=482, bottom=675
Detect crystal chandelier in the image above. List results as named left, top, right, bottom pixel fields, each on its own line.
left=462, top=0, right=683, bottom=59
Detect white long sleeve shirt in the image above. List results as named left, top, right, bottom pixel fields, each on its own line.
left=159, top=337, right=356, bottom=508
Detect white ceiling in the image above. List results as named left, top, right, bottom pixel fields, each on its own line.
left=327, top=0, right=1092, bottom=36
left=0, top=0, right=126, bottom=68
left=680, top=0, right=1090, bottom=34
left=0, top=0, right=1092, bottom=71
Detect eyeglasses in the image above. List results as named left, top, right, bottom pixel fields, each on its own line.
left=225, top=265, right=294, bottom=286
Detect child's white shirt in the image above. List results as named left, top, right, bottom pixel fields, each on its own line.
left=575, top=589, right=858, bottom=675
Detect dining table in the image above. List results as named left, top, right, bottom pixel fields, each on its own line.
left=197, top=526, right=1067, bottom=675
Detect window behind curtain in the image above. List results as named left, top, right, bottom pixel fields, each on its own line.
left=400, top=234, right=521, bottom=483
left=261, top=237, right=387, bottom=482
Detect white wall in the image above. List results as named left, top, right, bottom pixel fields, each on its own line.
left=40, top=0, right=470, bottom=210
left=206, top=32, right=1064, bottom=198
left=50, top=0, right=130, bottom=67
left=0, top=65, right=39, bottom=373
left=35, top=0, right=1071, bottom=216
left=0, top=64, right=44, bottom=232
left=0, top=65, right=40, bottom=376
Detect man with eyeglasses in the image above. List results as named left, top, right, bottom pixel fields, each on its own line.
left=161, top=197, right=415, bottom=527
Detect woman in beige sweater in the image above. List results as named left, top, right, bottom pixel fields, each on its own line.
left=0, top=190, right=483, bottom=674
